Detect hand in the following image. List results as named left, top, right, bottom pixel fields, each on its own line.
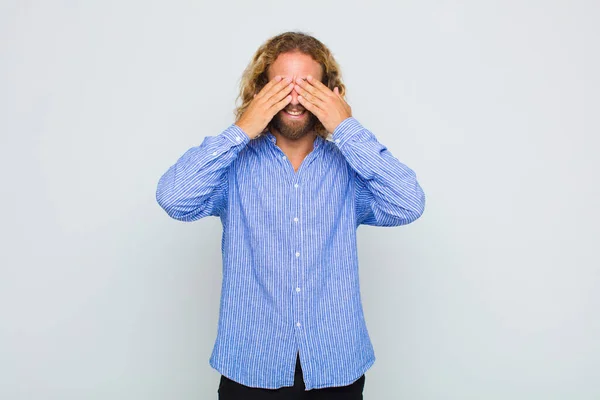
left=235, top=76, right=294, bottom=139
left=294, top=75, right=352, bottom=133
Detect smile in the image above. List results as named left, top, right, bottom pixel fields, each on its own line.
left=284, top=109, right=306, bottom=117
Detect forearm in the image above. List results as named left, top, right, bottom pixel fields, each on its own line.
left=156, top=123, right=250, bottom=221
left=332, top=117, right=426, bottom=226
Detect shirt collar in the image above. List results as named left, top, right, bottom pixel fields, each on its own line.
left=264, top=131, right=324, bottom=148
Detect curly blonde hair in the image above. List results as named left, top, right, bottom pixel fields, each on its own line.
left=234, top=31, right=346, bottom=138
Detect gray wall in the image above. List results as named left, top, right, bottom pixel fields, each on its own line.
left=1, top=0, right=598, bottom=399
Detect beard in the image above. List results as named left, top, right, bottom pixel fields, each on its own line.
left=268, top=107, right=318, bottom=140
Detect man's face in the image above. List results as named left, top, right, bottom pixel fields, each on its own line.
left=266, top=51, right=323, bottom=140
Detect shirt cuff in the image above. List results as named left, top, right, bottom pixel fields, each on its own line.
left=331, top=117, right=364, bottom=148
left=221, top=123, right=251, bottom=147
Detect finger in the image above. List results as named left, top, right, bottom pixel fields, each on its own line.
left=334, top=87, right=345, bottom=100
left=255, top=75, right=284, bottom=100
left=295, top=77, right=329, bottom=102
left=306, top=75, right=334, bottom=98
left=266, top=80, right=294, bottom=105
left=269, top=94, right=292, bottom=114
left=297, top=95, right=323, bottom=118
left=294, top=83, right=327, bottom=108
left=263, top=77, right=293, bottom=103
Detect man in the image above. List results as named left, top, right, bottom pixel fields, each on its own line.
left=156, top=31, right=426, bottom=399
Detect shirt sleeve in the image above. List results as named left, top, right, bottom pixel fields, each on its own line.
left=155, top=123, right=250, bottom=221
left=331, top=117, right=426, bottom=227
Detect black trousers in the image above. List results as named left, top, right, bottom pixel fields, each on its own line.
left=218, top=352, right=365, bottom=399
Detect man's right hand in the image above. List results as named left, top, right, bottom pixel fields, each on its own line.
left=235, top=76, right=294, bottom=139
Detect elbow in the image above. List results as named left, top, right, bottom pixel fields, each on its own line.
left=156, top=194, right=204, bottom=222
left=387, top=173, right=426, bottom=226
left=155, top=178, right=196, bottom=222
left=387, top=189, right=426, bottom=226
left=392, top=205, right=424, bottom=226
left=407, top=188, right=426, bottom=224
left=155, top=183, right=215, bottom=222
left=156, top=186, right=183, bottom=220
left=412, top=191, right=426, bottom=221
left=402, top=182, right=426, bottom=224
left=156, top=169, right=178, bottom=216
left=406, top=203, right=425, bottom=224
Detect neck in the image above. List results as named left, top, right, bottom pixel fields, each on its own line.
left=271, top=130, right=317, bottom=159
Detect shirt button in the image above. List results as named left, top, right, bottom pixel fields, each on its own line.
left=296, top=287, right=301, bottom=292
left=212, top=151, right=217, bottom=156
left=294, top=184, right=299, bottom=188
left=293, top=217, right=298, bottom=222
left=296, top=322, right=301, bottom=327
left=235, top=136, right=241, bottom=142
left=335, top=139, right=340, bottom=143
left=295, top=252, right=300, bottom=257
left=282, top=155, right=286, bottom=159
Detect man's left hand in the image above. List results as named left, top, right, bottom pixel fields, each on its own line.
left=295, top=75, right=352, bottom=133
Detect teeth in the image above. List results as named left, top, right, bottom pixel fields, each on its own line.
left=287, top=110, right=303, bottom=115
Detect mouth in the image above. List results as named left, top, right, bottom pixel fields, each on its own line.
left=283, top=109, right=307, bottom=119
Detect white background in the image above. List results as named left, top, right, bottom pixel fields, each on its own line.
left=1, top=0, right=599, bottom=398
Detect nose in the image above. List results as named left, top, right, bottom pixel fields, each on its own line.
left=290, top=85, right=300, bottom=105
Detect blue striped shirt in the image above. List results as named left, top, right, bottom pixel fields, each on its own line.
left=156, top=117, right=426, bottom=390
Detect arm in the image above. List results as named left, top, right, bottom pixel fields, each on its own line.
left=155, top=124, right=250, bottom=221
left=331, top=117, right=426, bottom=227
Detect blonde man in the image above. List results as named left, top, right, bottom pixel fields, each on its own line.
left=156, top=31, right=426, bottom=399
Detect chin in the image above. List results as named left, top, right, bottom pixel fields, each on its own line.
left=270, top=111, right=317, bottom=140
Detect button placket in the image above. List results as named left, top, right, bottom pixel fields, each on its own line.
left=293, top=178, right=302, bottom=332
